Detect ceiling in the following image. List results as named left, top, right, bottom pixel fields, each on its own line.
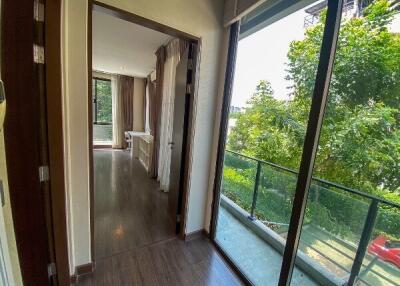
left=92, top=10, right=172, bottom=78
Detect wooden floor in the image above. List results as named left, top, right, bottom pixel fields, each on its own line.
left=94, top=150, right=175, bottom=259
left=75, top=149, right=242, bottom=285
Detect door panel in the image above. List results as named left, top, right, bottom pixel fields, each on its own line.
left=168, top=47, right=189, bottom=228
left=2, top=0, right=53, bottom=284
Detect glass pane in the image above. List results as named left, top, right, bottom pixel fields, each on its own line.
left=358, top=203, right=400, bottom=286
left=257, top=164, right=298, bottom=230
left=294, top=0, right=400, bottom=285
left=221, top=151, right=258, bottom=215
left=214, top=1, right=328, bottom=285
left=295, top=181, right=370, bottom=283
left=96, top=79, right=112, bottom=123
left=93, top=79, right=113, bottom=143
left=92, top=78, right=96, bottom=123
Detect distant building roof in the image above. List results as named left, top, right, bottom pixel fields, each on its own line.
left=305, top=0, right=328, bottom=15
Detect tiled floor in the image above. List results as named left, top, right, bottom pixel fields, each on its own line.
left=215, top=207, right=319, bottom=286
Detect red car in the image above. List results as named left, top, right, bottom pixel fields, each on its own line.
left=368, top=235, right=400, bottom=268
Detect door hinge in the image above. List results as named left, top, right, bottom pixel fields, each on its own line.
left=39, top=166, right=50, bottom=183
left=48, top=262, right=57, bottom=278
left=176, top=214, right=181, bottom=223
left=33, top=44, right=45, bottom=64
left=34, top=0, right=45, bottom=22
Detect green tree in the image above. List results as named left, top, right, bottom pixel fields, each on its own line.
left=95, top=79, right=112, bottom=123
left=229, top=81, right=307, bottom=169
left=228, top=0, right=400, bottom=200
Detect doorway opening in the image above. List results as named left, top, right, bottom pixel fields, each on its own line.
left=88, top=1, right=200, bottom=266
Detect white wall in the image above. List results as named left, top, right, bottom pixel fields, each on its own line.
left=62, top=0, right=228, bottom=272
left=133, top=77, right=145, bottom=132
left=62, top=0, right=91, bottom=273
left=203, top=28, right=230, bottom=232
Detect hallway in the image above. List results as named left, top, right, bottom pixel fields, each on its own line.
left=75, top=150, right=242, bottom=285
left=94, top=150, right=175, bottom=259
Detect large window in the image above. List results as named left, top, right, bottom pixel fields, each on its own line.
left=295, top=1, right=400, bottom=285
left=92, top=78, right=112, bottom=143
left=93, top=78, right=112, bottom=124
left=212, top=0, right=400, bottom=285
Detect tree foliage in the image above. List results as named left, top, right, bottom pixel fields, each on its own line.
left=94, top=79, right=112, bottom=123
left=228, top=0, right=400, bottom=204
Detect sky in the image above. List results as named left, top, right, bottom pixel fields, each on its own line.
left=231, top=6, right=310, bottom=107
left=231, top=2, right=400, bottom=108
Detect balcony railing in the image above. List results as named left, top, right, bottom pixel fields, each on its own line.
left=93, top=122, right=112, bottom=143
left=222, top=150, right=400, bottom=286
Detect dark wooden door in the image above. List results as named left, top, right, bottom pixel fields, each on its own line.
left=168, top=47, right=189, bottom=230
left=2, top=0, right=55, bottom=285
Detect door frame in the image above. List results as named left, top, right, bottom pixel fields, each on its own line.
left=2, top=0, right=70, bottom=285
left=45, top=0, right=71, bottom=284
left=209, top=0, right=344, bottom=285
left=87, top=1, right=202, bottom=261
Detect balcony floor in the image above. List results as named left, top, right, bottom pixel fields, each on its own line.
left=216, top=206, right=319, bottom=286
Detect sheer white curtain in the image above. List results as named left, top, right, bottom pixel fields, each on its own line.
left=111, top=75, right=124, bottom=148
left=157, top=39, right=186, bottom=191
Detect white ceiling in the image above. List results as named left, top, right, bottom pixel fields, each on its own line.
left=92, top=11, right=172, bottom=78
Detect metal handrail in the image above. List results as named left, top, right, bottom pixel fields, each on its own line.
left=225, top=149, right=399, bottom=285
left=225, top=149, right=400, bottom=209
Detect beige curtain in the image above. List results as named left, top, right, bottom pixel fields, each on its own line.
left=132, top=78, right=146, bottom=132
left=120, top=76, right=134, bottom=132
left=111, top=75, right=124, bottom=148
left=144, top=79, right=149, bottom=133
left=145, top=75, right=153, bottom=134
left=120, top=75, right=134, bottom=148
left=157, top=39, right=188, bottom=191
left=149, top=47, right=165, bottom=178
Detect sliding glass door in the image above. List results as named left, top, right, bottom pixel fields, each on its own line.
left=213, top=0, right=330, bottom=284
left=211, top=0, right=400, bottom=285
left=294, top=0, right=400, bottom=285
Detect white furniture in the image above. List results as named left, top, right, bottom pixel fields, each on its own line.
left=124, top=131, right=153, bottom=172
left=124, top=132, right=132, bottom=149
left=124, top=131, right=147, bottom=158
left=138, top=135, right=153, bottom=172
